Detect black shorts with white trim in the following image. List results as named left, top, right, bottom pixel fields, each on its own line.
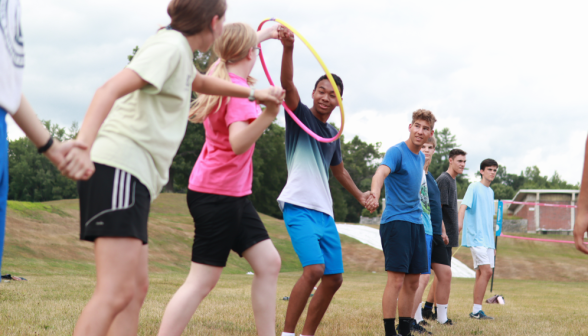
left=78, top=163, right=151, bottom=244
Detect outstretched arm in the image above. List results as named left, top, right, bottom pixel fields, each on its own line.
left=11, top=95, right=87, bottom=169
left=331, top=162, right=375, bottom=211
left=278, top=26, right=300, bottom=111
left=574, top=136, right=588, bottom=254
left=369, top=165, right=391, bottom=210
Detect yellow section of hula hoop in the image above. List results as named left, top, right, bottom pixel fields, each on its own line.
left=266, top=18, right=345, bottom=132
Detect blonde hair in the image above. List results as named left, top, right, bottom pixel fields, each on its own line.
left=426, top=136, right=437, bottom=148
left=189, top=23, right=258, bottom=123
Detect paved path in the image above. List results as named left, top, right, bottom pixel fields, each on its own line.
left=336, top=223, right=476, bottom=278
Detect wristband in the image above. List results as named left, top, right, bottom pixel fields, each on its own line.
left=37, top=136, right=54, bottom=154
left=248, top=88, right=255, bottom=102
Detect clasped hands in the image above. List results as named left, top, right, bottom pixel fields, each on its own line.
left=362, top=191, right=380, bottom=213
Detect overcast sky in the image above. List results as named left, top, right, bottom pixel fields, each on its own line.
left=7, top=0, right=588, bottom=184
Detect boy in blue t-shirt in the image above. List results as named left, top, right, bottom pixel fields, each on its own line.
left=369, top=109, right=437, bottom=336
left=459, top=159, right=498, bottom=320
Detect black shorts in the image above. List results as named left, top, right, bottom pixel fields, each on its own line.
left=431, top=234, right=451, bottom=266
left=78, top=163, right=151, bottom=244
left=380, top=220, right=428, bottom=274
left=446, top=247, right=452, bottom=266
left=188, top=190, right=270, bottom=267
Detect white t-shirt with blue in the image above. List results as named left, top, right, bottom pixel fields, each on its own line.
left=380, top=142, right=425, bottom=225
left=0, top=0, right=24, bottom=114
left=461, top=182, right=496, bottom=249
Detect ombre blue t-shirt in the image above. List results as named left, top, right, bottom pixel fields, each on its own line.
left=277, top=101, right=342, bottom=218
left=380, top=142, right=425, bottom=225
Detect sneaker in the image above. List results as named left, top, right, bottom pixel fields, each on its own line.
left=418, top=320, right=430, bottom=327
left=438, top=318, right=453, bottom=325
left=422, top=308, right=434, bottom=320
left=470, top=310, right=494, bottom=320
left=410, top=320, right=433, bottom=335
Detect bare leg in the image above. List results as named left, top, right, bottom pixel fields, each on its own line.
left=431, top=263, right=451, bottom=305
left=473, top=265, right=493, bottom=305
left=243, top=240, right=281, bottom=336
left=425, top=276, right=437, bottom=304
left=397, top=274, right=420, bottom=317
left=301, top=273, right=343, bottom=335
left=283, top=264, right=325, bottom=333
left=73, top=238, right=144, bottom=336
left=382, top=271, right=405, bottom=318
left=411, top=274, right=430, bottom=318
left=157, top=262, right=223, bottom=336
left=106, top=244, right=149, bottom=336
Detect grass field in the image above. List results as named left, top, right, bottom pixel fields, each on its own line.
left=2, top=194, right=587, bottom=335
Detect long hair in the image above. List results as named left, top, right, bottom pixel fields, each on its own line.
left=189, top=23, right=258, bottom=123
left=167, top=0, right=227, bottom=36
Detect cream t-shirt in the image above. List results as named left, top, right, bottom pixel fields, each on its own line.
left=91, top=28, right=197, bottom=201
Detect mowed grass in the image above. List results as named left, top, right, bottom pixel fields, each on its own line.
left=2, top=194, right=588, bottom=335
left=1, top=271, right=587, bottom=335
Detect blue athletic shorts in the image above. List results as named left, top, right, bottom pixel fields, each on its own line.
left=423, top=234, right=433, bottom=275
left=283, top=203, right=344, bottom=275
left=0, top=107, right=8, bottom=275
left=380, top=220, right=428, bottom=274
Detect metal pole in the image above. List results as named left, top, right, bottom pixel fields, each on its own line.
left=490, top=235, right=497, bottom=292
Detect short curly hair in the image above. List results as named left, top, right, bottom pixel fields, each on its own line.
left=412, top=109, right=437, bottom=129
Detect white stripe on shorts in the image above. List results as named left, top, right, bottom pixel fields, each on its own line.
left=112, top=168, right=121, bottom=209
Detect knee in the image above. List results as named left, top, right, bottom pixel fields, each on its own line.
left=96, top=283, right=136, bottom=313
left=324, top=274, right=343, bottom=291
left=482, top=268, right=493, bottom=279
left=302, top=265, right=325, bottom=284
left=407, top=279, right=420, bottom=292
left=257, top=253, right=282, bottom=278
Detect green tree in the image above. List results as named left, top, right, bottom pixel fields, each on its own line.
left=8, top=121, right=79, bottom=201
left=249, top=122, right=288, bottom=219
left=330, top=134, right=384, bottom=222
left=429, top=127, right=469, bottom=198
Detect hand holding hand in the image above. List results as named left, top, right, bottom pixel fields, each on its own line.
left=254, top=86, right=285, bottom=106
left=60, top=146, right=95, bottom=181
left=364, top=191, right=380, bottom=213
left=44, top=139, right=88, bottom=168
left=278, top=25, right=294, bottom=48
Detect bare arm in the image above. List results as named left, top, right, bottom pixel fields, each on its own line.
left=257, top=25, right=279, bottom=44
left=574, top=136, right=588, bottom=254
left=458, top=204, right=467, bottom=233
left=278, top=26, right=300, bottom=111
left=11, top=95, right=87, bottom=170
left=441, top=219, right=449, bottom=245
left=228, top=90, right=284, bottom=155
left=331, top=162, right=374, bottom=209
left=369, top=165, right=392, bottom=210
left=192, top=75, right=282, bottom=105
left=61, top=69, right=148, bottom=179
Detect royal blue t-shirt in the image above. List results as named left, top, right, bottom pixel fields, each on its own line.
left=380, top=142, right=426, bottom=225
left=426, top=171, right=443, bottom=235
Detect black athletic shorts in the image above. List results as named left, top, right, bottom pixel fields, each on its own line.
left=380, top=220, right=428, bottom=274
left=431, top=234, right=451, bottom=266
left=188, top=190, right=270, bottom=267
left=446, top=246, right=452, bottom=266
left=78, top=163, right=151, bottom=244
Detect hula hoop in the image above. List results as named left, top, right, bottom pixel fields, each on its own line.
left=257, top=18, right=344, bottom=143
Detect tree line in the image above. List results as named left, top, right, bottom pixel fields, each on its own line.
left=6, top=48, right=579, bottom=222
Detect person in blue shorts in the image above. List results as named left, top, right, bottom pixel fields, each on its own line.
left=0, top=0, right=85, bottom=276
left=369, top=109, right=436, bottom=336
left=276, top=26, right=376, bottom=336
left=459, top=159, right=498, bottom=320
